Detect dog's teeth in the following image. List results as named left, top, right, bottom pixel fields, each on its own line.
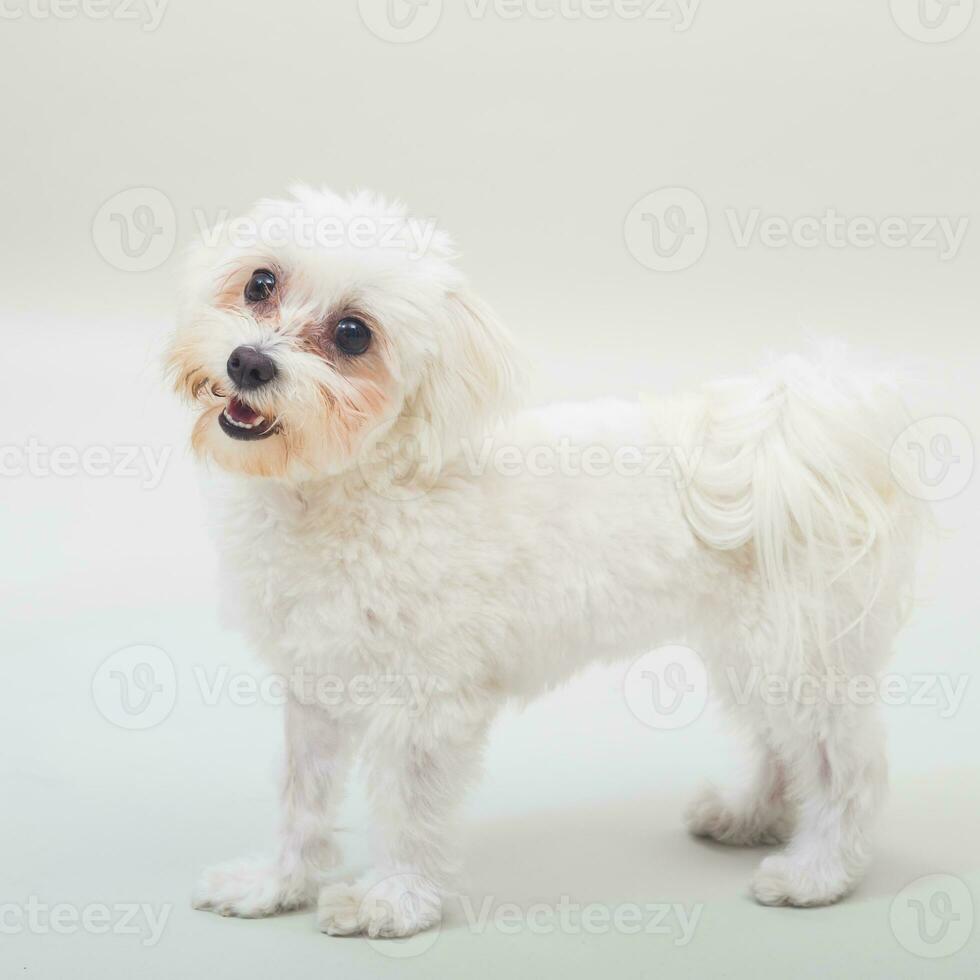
left=222, top=409, right=266, bottom=430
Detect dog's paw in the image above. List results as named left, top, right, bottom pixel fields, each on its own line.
left=317, top=872, right=442, bottom=939
left=751, top=854, right=854, bottom=907
left=685, top=785, right=791, bottom=846
left=192, top=857, right=314, bottom=918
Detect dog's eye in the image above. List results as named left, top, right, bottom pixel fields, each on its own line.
left=244, top=269, right=276, bottom=303
left=335, top=317, right=372, bottom=356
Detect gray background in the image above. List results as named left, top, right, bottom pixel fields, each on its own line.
left=2, top=1, right=979, bottom=977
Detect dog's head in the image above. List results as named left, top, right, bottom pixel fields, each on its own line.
left=165, top=186, right=520, bottom=483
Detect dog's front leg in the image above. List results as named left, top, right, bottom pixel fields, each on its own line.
left=192, top=694, right=355, bottom=918
left=317, top=702, right=490, bottom=939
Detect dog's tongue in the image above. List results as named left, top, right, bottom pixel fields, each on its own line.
left=227, top=397, right=262, bottom=425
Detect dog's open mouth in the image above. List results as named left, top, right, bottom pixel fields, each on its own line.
left=218, top=397, right=279, bottom=441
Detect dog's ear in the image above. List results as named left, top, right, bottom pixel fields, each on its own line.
left=389, top=290, right=523, bottom=487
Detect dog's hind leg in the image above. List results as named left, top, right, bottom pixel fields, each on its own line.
left=751, top=699, right=887, bottom=907
left=685, top=727, right=794, bottom=846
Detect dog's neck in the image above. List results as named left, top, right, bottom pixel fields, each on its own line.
left=217, top=466, right=400, bottom=542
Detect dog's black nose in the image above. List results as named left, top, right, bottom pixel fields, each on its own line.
left=227, top=346, right=277, bottom=390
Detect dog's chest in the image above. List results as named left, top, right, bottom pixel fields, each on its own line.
left=218, top=484, right=428, bottom=674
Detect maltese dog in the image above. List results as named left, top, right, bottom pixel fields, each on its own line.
left=166, top=186, right=924, bottom=938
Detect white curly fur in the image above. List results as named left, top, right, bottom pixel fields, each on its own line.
left=168, top=187, right=925, bottom=937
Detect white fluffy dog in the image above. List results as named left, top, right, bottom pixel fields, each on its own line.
left=167, top=186, right=924, bottom=938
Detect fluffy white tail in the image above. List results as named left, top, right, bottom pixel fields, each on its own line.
left=667, top=352, right=924, bottom=667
